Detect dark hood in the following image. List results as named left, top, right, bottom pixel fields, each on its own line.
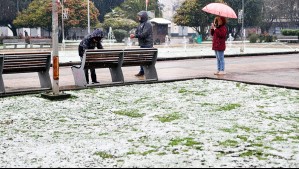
left=137, top=11, right=148, bottom=23
left=90, top=29, right=105, bottom=39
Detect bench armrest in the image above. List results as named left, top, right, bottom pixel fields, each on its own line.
left=72, top=65, right=81, bottom=69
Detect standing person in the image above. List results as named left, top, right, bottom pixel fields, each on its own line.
left=211, top=16, right=227, bottom=75
left=24, top=30, right=28, bottom=37
left=78, top=29, right=104, bottom=84
left=130, top=11, right=153, bottom=76
left=24, top=30, right=30, bottom=43
left=72, top=32, right=76, bottom=40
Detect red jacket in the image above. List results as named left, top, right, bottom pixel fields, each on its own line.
left=211, top=25, right=227, bottom=51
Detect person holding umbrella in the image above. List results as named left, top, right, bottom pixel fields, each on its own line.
left=211, top=16, right=227, bottom=75
left=202, top=2, right=237, bottom=75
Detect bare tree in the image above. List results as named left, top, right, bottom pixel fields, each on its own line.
left=259, top=0, right=281, bottom=33
left=261, top=0, right=299, bottom=32
left=280, top=0, right=299, bottom=27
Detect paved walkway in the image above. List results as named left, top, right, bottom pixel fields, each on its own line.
left=1, top=42, right=299, bottom=96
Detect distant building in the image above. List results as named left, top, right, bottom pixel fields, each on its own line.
left=150, top=18, right=172, bottom=44
left=159, top=0, right=197, bottom=37
left=0, top=27, right=44, bottom=37
left=0, top=27, right=13, bottom=36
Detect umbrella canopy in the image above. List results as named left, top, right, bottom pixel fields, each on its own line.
left=202, top=3, right=237, bottom=19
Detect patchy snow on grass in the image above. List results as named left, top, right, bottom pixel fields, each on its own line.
left=0, top=79, right=298, bottom=168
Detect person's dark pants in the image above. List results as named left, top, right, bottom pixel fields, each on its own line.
left=84, top=69, right=97, bottom=83
left=78, top=46, right=97, bottom=83
left=139, top=45, right=153, bottom=74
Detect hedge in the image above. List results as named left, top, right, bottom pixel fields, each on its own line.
left=281, top=29, right=299, bottom=36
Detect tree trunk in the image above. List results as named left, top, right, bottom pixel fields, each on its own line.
left=233, top=25, right=241, bottom=40
left=260, top=22, right=272, bottom=34
left=8, top=23, right=18, bottom=37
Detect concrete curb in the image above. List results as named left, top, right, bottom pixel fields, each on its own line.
left=1, top=76, right=298, bottom=98
left=157, top=51, right=299, bottom=61
left=58, top=51, right=299, bottom=67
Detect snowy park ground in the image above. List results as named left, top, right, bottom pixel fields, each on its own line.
left=0, top=79, right=298, bottom=168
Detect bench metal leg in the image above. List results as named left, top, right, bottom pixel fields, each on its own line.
left=144, top=65, right=158, bottom=80
left=38, top=71, right=52, bottom=89
left=0, top=75, right=4, bottom=93
left=110, top=66, right=124, bottom=82
left=14, top=44, right=17, bottom=49
left=0, top=58, right=4, bottom=93
left=71, top=67, right=87, bottom=87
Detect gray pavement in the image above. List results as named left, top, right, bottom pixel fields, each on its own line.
left=0, top=41, right=299, bottom=96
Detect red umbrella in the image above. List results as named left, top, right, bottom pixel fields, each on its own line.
left=202, top=3, right=237, bottom=19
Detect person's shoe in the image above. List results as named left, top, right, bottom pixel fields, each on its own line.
left=214, top=71, right=219, bottom=75
left=218, top=71, right=226, bottom=75
left=135, top=72, right=144, bottom=76
left=92, top=81, right=100, bottom=84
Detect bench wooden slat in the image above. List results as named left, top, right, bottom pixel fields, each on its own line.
left=3, top=52, right=50, bottom=55
left=86, top=56, right=120, bottom=60
left=276, top=35, right=299, bottom=43
left=4, top=55, right=50, bottom=58
left=4, top=54, right=49, bottom=57
left=2, top=39, right=29, bottom=49
left=3, top=67, right=46, bottom=74
left=123, top=55, right=155, bottom=59
left=30, top=39, right=52, bottom=48
left=122, top=61, right=152, bottom=66
left=4, top=62, right=47, bottom=67
left=4, top=58, right=48, bottom=61
left=85, top=62, right=119, bottom=68
left=123, top=56, right=154, bottom=59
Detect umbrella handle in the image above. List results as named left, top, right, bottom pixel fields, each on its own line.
left=211, top=23, right=215, bottom=30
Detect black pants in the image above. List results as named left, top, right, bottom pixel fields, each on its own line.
left=78, top=46, right=97, bottom=83
left=139, top=45, right=153, bottom=73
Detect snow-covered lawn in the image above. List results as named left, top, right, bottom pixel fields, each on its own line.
left=0, top=79, right=298, bottom=168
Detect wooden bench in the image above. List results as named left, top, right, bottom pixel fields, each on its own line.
left=71, top=48, right=158, bottom=87
left=3, top=39, right=28, bottom=49
left=0, top=52, right=52, bottom=93
left=276, top=35, right=299, bottom=43
left=30, top=39, right=52, bottom=48
left=122, top=48, right=158, bottom=80
left=71, top=49, right=124, bottom=87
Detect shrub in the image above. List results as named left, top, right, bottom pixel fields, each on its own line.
left=249, top=34, right=258, bottom=43
left=113, top=29, right=128, bottom=43
left=264, top=34, right=273, bottom=42
left=258, top=33, right=275, bottom=43
left=103, top=18, right=138, bottom=32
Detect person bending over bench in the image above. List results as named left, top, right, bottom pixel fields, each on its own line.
left=78, top=29, right=105, bottom=84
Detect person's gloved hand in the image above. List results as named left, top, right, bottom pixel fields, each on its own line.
left=130, top=34, right=135, bottom=39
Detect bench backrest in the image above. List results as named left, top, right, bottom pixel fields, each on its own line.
left=83, top=49, right=123, bottom=69
left=122, top=48, right=158, bottom=67
left=3, top=39, right=26, bottom=43
left=277, top=35, right=299, bottom=39
left=1, top=52, right=52, bottom=74
left=30, top=39, right=52, bottom=44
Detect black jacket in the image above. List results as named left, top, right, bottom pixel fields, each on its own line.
left=135, top=11, right=153, bottom=47
left=79, top=29, right=104, bottom=57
